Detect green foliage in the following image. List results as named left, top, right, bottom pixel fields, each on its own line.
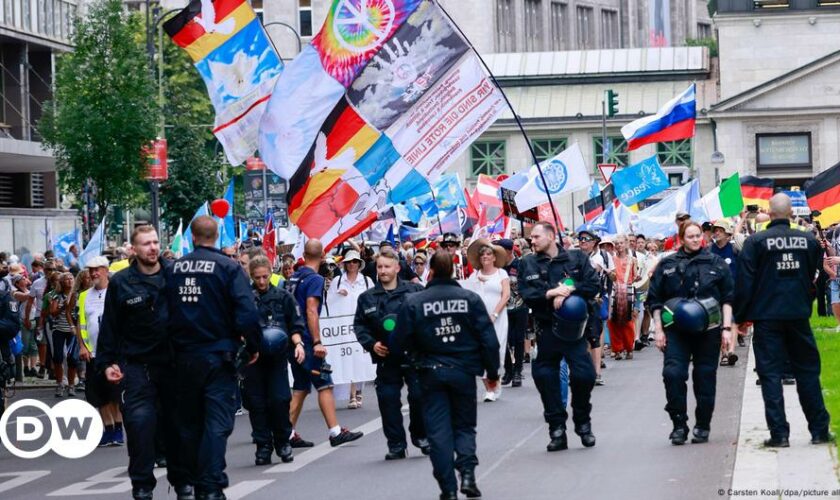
left=686, top=37, right=719, bottom=58
left=39, top=0, right=159, bottom=215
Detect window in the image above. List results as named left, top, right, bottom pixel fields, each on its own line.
left=550, top=2, right=567, bottom=51
left=523, top=0, right=542, bottom=52
left=496, top=0, right=515, bottom=52
left=600, top=9, right=618, bottom=49
left=657, top=139, right=692, bottom=167
left=298, top=0, right=312, bottom=37
left=593, top=136, right=629, bottom=167
left=668, top=173, right=683, bottom=187
left=576, top=5, right=594, bottom=50
left=697, top=23, right=712, bottom=39
left=532, top=138, right=568, bottom=162
left=5, top=0, right=13, bottom=25
left=470, top=141, right=506, bottom=178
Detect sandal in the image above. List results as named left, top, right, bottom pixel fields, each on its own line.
left=720, top=356, right=730, bottom=367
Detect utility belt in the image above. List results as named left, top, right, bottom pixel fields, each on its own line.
left=662, top=296, right=722, bottom=335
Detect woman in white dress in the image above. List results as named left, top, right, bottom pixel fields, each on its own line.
left=466, top=239, right=510, bottom=402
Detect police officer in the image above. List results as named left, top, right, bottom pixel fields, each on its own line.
left=647, top=221, right=734, bottom=445
left=392, top=251, right=499, bottom=500
left=518, top=221, right=600, bottom=452
left=354, top=246, right=428, bottom=460
left=735, top=194, right=832, bottom=447
left=167, top=216, right=261, bottom=500
left=244, top=255, right=306, bottom=466
left=0, top=274, right=19, bottom=418
left=98, top=225, right=193, bottom=500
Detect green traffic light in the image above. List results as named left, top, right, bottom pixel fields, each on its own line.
left=607, top=89, right=619, bottom=118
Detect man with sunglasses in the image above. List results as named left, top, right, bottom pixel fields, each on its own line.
left=440, top=233, right=466, bottom=280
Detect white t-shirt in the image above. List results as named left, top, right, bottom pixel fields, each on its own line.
left=29, top=277, right=47, bottom=317
left=83, top=286, right=107, bottom=357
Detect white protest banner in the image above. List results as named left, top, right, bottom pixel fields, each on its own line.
left=318, top=276, right=377, bottom=385
left=385, top=53, right=505, bottom=181
left=318, top=314, right=376, bottom=385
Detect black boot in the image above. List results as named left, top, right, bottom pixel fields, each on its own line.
left=576, top=423, right=596, bottom=448
left=276, top=443, right=294, bottom=463
left=459, top=469, right=482, bottom=498
left=195, top=491, right=225, bottom=500
left=255, top=444, right=273, bottom=466
left=512, top=372, right=523, bottom=388
left=546, top=428, right=568, bottom=452
left=763, top=436, right=790, bottom=448
left=132, top=488, right=154, bottom=500
left=385, top=448, right=407, bottom=460
left=501, top=372, right=513, bottom=386
left=175, top=485, right=195, bottom=500
left=691, top=427, right=710, bottom=444
left=439, top=492, right=458, bottom=500
left=412, top=437, right=431, bottom=455
left=811, top=431, right=835, bottom=445
left=669, top=424, right=689, bottom=445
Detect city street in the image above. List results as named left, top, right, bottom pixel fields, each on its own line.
left=0, top=342, right=748, bottom=500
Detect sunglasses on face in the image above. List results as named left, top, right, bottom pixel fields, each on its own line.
left=579, top=237, right=595, bottom=242
left=414, top=261, right=424, bottom=265
left=442, top=243, right=457, bottom=248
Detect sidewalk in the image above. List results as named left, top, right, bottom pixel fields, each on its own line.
left=730, top=343, right=840, bottom=499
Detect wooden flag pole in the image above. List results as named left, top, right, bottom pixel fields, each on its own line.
left=435, top=1, right=562, bottom=231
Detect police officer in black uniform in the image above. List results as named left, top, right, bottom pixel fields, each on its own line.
left=392, top=252, right=499, bottom=500
left=518, top=221, right=600, bottom=452
left=735, top=194, right=832, bottom=447
left=354, top=246, right=428, bottom=460
left=167, top=216, right=261, bottom=500
left=98, top=225, right=192, bottom=500
left=0, top=274, right=19, bottom=418
left=244, top=255, right=306, bottom=466
left=647, top=221, right=735, bottom=445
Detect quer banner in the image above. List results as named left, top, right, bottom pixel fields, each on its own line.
left=319, top=286, right=378, bottom=385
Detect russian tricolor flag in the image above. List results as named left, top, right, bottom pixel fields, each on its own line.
left=621, top=84, right=696, bottom=151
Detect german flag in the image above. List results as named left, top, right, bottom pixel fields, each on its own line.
left=740, top=175, right=774, bottom=210
left=163, top=0, right=257, bottom=62
left=578, top=196, right=604, bottom=222
left=806, top=162, right=840, bottom=226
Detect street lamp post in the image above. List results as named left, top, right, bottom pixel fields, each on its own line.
left=263, top=21, right=303, bottom=59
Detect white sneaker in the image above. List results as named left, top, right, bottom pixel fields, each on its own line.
left=494, top=386, right=503, bottom=399
left=483, top=391, right=497, bottom=402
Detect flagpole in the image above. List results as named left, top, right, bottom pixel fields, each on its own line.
left=435, top=1, right=562, bottom=230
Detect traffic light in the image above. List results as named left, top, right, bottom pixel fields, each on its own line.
left=606, top=89, right=619, bottom=118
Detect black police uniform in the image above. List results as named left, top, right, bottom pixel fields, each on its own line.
left=354, top=279, right=426, bottom=457
left=0, top=289, right=19, bottom=418
left=518, top=244, right=600, bottom=448
left=167, top=246, right=261, bottom=496
left=646, top=247, right=734, bottom=440
left=243, top=283, right=305, bottom=464
left=502, top=255, right=527, bottom=385
left=96, top=260, right=190, bottom=497
left=734, top=219, right=831, bottom=443
left=392, top=277, right=499, bottom=498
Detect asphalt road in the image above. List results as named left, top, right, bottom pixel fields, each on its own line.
left=0, top=341, right=748, bottom=500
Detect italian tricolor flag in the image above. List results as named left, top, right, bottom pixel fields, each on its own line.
left=701, top=172, right=744, bottom=220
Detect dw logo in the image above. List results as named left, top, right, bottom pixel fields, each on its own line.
left=0, top=399, right=104, bottom=459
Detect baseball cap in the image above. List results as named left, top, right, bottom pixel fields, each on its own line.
left=494, top=239, right=514, bottom=251
left=675, top=211, right=690, bottom=221
left=85, top=256, right=110, bottom=269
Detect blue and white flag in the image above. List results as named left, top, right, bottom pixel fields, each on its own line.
left=182, top=202, right=217, bottom=254
left=514, top=143, right=589, bottom=212
left=221, top=180, right=236, bottom=248
left=610, top=155, right=669, bottom=207
left=53, top=229, right=80, bottom=263
left=78, top=218, right=105, bottom=268
left=633, top=180, right=707, bottom=237
left=588, top=180, right=602, bottom=200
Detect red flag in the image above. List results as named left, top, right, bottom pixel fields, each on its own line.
left=262, top=213, right=276, bottom=267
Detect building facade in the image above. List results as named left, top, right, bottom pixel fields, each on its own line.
left=264, top=0, right=713, bottom=59
left=0, top=0, right=78, bottom=260
left=709, top=0, right=840, bottom=193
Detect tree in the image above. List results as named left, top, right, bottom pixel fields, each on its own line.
left=39, top=0, right=160, bottom=218
left=156, top=21, right=231, bottom=230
